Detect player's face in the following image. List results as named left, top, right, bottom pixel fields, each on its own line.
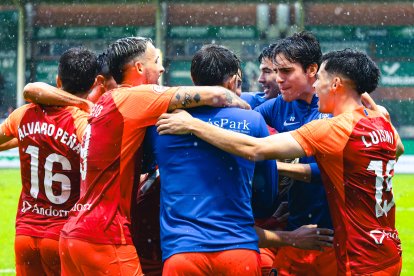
left=313, top=62, right=335, bottom=113
left=142, top=44, right=165, bottom=85
left=274, top=53, right=315, bottom=103
left=257, top=57, right=279, bottom=99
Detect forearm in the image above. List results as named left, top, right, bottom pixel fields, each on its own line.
left=187, top=117, right=263, bottom=161
left=24, top=82, right=91, bottom=111
left=255, top=226, right=292, bottom=248
left=0, top=138, right=18, bottom=151
left=277, top=162, right=312, bottom=183
left=167, top=86, right=249, bottom=112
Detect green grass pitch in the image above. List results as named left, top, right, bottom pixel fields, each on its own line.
left=0, top=169, right=413, bottom=274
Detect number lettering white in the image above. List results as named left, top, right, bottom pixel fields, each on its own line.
left=80, top=124, right=91, bottom=181
left=367, top=159, right=395, bottom=218
left=25, top=145, right=72, bottom=205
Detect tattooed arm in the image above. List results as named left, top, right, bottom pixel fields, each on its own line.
left=167, top=86, right=250, bottom=112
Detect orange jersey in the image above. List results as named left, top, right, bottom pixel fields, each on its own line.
left=291, top=106, right=401, bottom=275
left=0, top=104, right=88, bottom=240
left=61, top=84, right=176, bottom=245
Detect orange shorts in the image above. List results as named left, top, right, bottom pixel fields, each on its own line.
left=163, top=249, right=261, bottom=276
left=260, top=248, right=278, bottom=276
left=15, top=235, right=60, bottom=276
left=59, top=237, right=143, bottom=276
left=273, top=246, right=337, bottom=276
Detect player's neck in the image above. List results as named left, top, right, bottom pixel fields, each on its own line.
left=332, top=89, right=362, bottom=116
left=121, top=73, right=146, bottom=87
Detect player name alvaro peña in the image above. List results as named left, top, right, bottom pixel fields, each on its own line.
left=17, top=121, right=81, bottom=154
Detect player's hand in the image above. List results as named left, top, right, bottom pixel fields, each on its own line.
left=156, top=109, right=195, bottom=135
left=78, top=99, right=94, bottom=113
left=289, top=224, right=334, bottom=251
left=215, top=87, right=250, bottom=110
left=361, top=92, right=391, bottom=122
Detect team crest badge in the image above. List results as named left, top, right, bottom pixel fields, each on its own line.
left=152, top=85, right=169, bottom=94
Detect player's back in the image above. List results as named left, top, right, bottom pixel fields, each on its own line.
left=146, top=106, right=270, bottom=261
left=1, top=103, right=85, bottom=240
left=62, top=84, right=175, bottom=245
left=293, top=107, right=401, bottom=274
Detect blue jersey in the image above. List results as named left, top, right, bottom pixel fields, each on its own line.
left=241, top=92, right=267, bottom=109
left=145, top=106, right=277, bottom=261
left=254, top=94, right=333, bottom=230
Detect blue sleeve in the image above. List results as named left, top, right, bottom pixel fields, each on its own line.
left=309, top=162, right=322, bottom=184
left=251, top=114, right=279, bottom=218
left=241, top=93, right=256, bottom=109
left=142, top=126, right=158, bottom=174
left=254, top=98, right=277, bottom=126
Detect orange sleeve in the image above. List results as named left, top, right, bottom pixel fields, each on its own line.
left=116, top=84, right=177, bottom=127
left=67, top=107, right=89, bottom=142
left=291, top=113, right=354, bottom=157
left=0, top=104, right=30, bottom=138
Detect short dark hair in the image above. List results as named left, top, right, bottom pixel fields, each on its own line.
left=258, top=43, right=277, bottom=63
left=272, top=31, right=321, bottom=71
left=321, top=49, right=380, bottom=94
left=58, top=47, right=97, bottom=94
left=97, top=50, right=111, bottom=79
left=107, top=37, right=152, bottom=83
left=191, top=44, right=241, bottom=86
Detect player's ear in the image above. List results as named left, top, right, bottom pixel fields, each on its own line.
left=95, top=74, right=105, bottom=86
left=224, top=74, right=238, bottom=93
left=56, top=75, right=62, bottom=88
left=306, top=63, right=318, bottom=78
left=135, top=61, right=144, bottom=75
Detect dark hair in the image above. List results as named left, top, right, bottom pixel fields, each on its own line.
left=58, top=47, right=97, bottom=94
left=107, top=37, right=152, bottom=83
left=258, top=43, right=277, bottom=63
left=191, top=44, right=241, bottom=86
left=321, top=49, right=380, bottom=94
left=97, top=50, right=111, bottom=78
left=272, top=31, right=321, bottom=71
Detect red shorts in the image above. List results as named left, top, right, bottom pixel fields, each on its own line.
left=273, top=246, right=337, bottom=276
left=163, top=249, right=261, bottom=276
left=345, top=257, right=402, bottom=276
left=59, top=237, right=143, bottom=276
left=15, top=235, right=60, bottom=276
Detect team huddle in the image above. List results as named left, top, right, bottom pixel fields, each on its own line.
left=0, top=31, right=404, bottom=276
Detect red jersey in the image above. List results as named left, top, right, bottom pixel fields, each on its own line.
left=0, top=104, right=88, bottom=240
left=61, top=84, right=176, bottom=245
left=291, top=106, right=401, bottom=275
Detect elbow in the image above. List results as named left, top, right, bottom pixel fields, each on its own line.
left=23, top=83, right=37, bottom=102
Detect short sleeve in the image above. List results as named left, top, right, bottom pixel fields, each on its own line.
left=291, top=114, right=354, bottom=157
left=0, top=105, right=29, bottom=138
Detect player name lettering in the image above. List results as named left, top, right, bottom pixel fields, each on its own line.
left=207, top=118, right=250, bottom=131
left=361, top=129, right=394, bottom=148
left=17, top=121, right=81, bottom=154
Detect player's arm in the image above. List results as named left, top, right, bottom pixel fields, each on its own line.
left=255, top=225, right=333, bottom=250
left=167, top=86, right=250, bottom=112
left=23, top=82, right=93, bottom=112
left=157, top=109, right=305, bottom=161
left=0, top=138, right=18, bottom=151
left=276, top=162, right=323, bottom=183
left=0, top=122, right=14, bottom=149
